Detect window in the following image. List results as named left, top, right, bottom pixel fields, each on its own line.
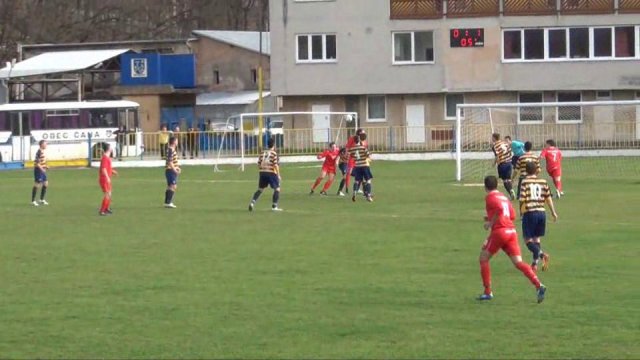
left=503, top=25, right=640, bottom=62
left=593, top=28, right=612, bottom=57
left=548, top=29, right=567, bottom=58
left=367, top=95, right=386, bottom=122
left=596, top=90, right=611, bottom=99
left=518, top=93, right=544, bottom=123
left=445, top=94, right=465, bottom=120
left=251, top=69, right=257, bottom=84
left=524, top=29, right=544, bottom=60
left=214, top=70, right=220, bottom=84
left=615, top=27, right=636, bottom=58
left=393, top=31, right=434, bottom=64
left=296, top=34, right=337, bottom=63
left=556, top=92, right=582, bottom=123
left=503, top=30, right=522, bottom=59
left=569, top=28, right=589, bottom=58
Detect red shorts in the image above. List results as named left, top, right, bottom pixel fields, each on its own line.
left=322, top=165, right=336, bottom=175
left=483, top=228, right=521, bottom=256
left=547, top=168, right=562, bottom=178
left=99, top=179, right=112, bottom=193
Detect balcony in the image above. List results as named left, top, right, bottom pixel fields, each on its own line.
left=390, top=0, right=443, bottom=19
left=503, top=0, right=556, bottom=15
left=560, top=0, right=614, bottom=14
left=618, top=0, right=640, bottom=12
left=446, top=0, right=500, bottom=17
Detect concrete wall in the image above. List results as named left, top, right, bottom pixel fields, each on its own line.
left=270, top=0, right=640, bottom=96
left=193, top=37, right=271, bottom=92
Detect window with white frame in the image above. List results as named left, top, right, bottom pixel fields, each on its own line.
left=518, top=92, right=544, bottom=123
left=502, top=25, right=640, bottom=62
left=556, top=92, right=582, bottom=123
left=393, top=31, right=434, bottom=64
left=367, top=95, right=386, bottom=122
left=296, top=34, right=337, bottom=63
left=445, top=94, right=464, bottom=119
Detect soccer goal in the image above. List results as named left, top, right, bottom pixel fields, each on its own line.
left=455, top=100, right=640, bottom=183
left=213, top=111, right=359, bottom=171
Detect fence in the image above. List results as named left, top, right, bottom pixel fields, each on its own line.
left=107, top=121, right=639, bottom=161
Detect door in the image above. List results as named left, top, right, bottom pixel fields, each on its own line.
left=593, top=91, right=614, bottom=141
left=312, top=104, right=330, bottom=143
left=405, top=104, right=426, bottom=143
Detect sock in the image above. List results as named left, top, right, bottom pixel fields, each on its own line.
left=515, top=262, right=541, bottom=288
left=353, top=182, right=360, bottom=194
left=504, top=180, right=513, bottom=193
left=322, top=179, right=334, bottom=192
left=106, top=197, right=111, bottom=211
left=311, top=177, right=322, bottom=191
left=167, top=189, right=175, bottom=204
left=252, top=190, right=262, bottom=202
left=364, top=182, right=372, bottom=196
left=31, top=186, right=38, bottom=202
left=40, top=186, right=47, bottom=200
left=555, top=179, right=562, bottom=192
left=164, top=190, right=170, bottom=204
left=272, top=190, right=280, bottom=208
left=338, top=179, right=345, bottom=192
left=480, top=260, right=492, bottom=295
left=526, top=242, right=541, bottom=264
left=101, top=197, right=109, bottom=212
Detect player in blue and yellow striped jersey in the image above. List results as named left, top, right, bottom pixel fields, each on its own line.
left=491, top=133, right=515, bottom=199
left=164, top=136, right=181, bottom=208
left=249, top=138, right=282, bottom=212
left=31, top=140, right=49, bottom=206
left=513, top=141, right=540, bottom=197
left=348, top=133, right=373, bottom=202
left=519, top=161, right=559, bottom=272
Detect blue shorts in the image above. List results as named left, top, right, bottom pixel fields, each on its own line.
left=34, top=169, right=47, bottom=183
left=165, top=169, right=178, bottom=186
left=259, top=172, right=280, bottom=189
left=522, top=211, right=546, bottom=239
left=497, top=163, right=513, bottom=180
left=511, top=155, right=520, bottom=167
left=339, top=163, right=347, bottom=175
left=352, top=167, right=373, bottom=182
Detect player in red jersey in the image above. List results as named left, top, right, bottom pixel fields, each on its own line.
left=477, top=175, right=546, bottom=303
left=345, top=128, right=367, bottom=192
left=310, top=142, right=340, bottom=195
left=539, top=139, right=564, bottom=198
left=98, top=143, right=118, bottom=216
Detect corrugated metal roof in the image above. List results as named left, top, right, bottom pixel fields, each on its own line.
left=196, top=91, right=271, bottom=106
left=0, top=100, right=139, bottom=111
left=0, top=49, right=130, bottom=78
left=192, top=30, right=270, bottom=55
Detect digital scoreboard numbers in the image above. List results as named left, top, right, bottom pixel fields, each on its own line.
left=450, top=28, right=484, bottom=48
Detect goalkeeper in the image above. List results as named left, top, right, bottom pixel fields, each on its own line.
left=505, top=136, right=525, bottom=167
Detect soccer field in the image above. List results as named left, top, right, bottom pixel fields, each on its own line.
left=1, top=160, right=639, bottom=359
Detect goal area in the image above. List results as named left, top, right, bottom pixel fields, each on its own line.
left=213, top=111, right=359, bottom=171
left=455, top=100, right=640, bottom=183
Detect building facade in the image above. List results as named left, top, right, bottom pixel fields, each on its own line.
left=269, top=0, right=640, bottom=144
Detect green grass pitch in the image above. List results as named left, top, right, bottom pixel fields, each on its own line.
left=1, top=160, right=639, bottom=358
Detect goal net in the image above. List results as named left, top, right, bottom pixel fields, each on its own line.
left=213, top=111, right=359, bottom=171
left=455, top=100, right=640, bottom=183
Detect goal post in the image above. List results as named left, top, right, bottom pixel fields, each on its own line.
left=213, top=111, right=359, bottom=171
left=455, top=100, right=640, bottom=183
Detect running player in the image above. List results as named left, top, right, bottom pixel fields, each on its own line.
left=310, top=142, right=340, bottom=196
left=491, top=133, right=515, bottom=199
left=505, top=136, right=525, bottom=168
left=336, top=147, right=349, bottom=196
left=477, top=175, right=546, bottom=303
left=519, top=162, right=558, bottom=272
left=513, top=141, right=540, bottom=197
left=348, top=133, right=373, bottom=202
left=248, top=138, right=282, bottom=211
left=164, top=136, right=181, bottom=208
left=540, top=139, right=564, bottom=198
left=345, top=128, right=367, bottom=193
left=31, top=140, right=49, bottom=206
left=98, top=143, right=118, bottom=216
